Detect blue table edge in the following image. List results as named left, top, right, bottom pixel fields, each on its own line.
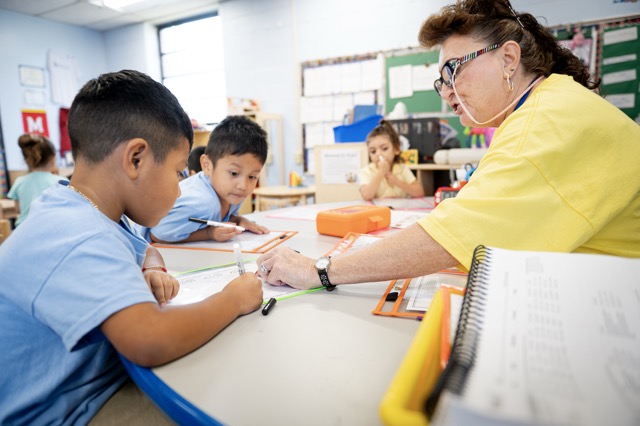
left=118, top=354, right=224, bottom=426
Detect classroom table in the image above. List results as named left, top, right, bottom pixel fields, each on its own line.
left=252, top=184, right=316, bottom=211
left=143, top=200, right=429, bottom=425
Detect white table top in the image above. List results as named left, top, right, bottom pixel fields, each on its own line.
left=154, top=200, right=423, bottom=425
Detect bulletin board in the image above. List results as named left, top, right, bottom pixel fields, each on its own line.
left=600, top=19, right=640, bottom=121
left=385, top=50, right=444, bottom=115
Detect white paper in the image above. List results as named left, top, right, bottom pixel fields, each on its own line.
left=602, top=69, right=637, bottom=85
left=404, top=275, right=441, bottom=311
left=361, top=58, right=383, bottom=91
left=603, top=26, right=638, bottom=45
left=324, top=122, right=340, bottom=144
left=23, top=90, right=46, bottom=106
left=353, top=91, right=376, bottom=105
left=304, top=123, right=325, bottom=148
left=389, top=209, right=428, bottom=228
left=413, top=63, right=439, bottom=91
left=333, top=94, right=354, bottom=121
left=602, top=53, right=637, bottom=66
left=320, top=148, right=363, bottom=184
left=303, top=67, right=324, bottom=96
left=389, top=65, right=413, bottom=99
left=372, top=197, right=434, bottom=210
left=447, top=248, right=640, bottom=426
left=605, top=93, right=635, bottom=109
left=322, top=65, right=342, bottom=95
left=171, top=263, right=302, bottom=305
left=266, top=205, right=326, bottom=221
left=340, top=62, right=362, bottom=93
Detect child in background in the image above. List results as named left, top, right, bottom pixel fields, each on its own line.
left=0, top=70, right=263, bottom=424
left=187, top=145, right=206, bottom=176
left=358, top=119, right=424, bottom=201
left=8, top=134, right=68, bottom=227
left=146, top=115, right=270, bottom=243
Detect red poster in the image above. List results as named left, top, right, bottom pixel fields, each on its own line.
left=21, top=109, right=49, bottom=137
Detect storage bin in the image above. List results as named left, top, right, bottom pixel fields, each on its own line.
left=333, top=114, right=383, bottom=143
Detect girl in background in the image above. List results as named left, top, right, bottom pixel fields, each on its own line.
left=8, top=134, right=67, bottom=226
left=358, top=119, right=424, bottom=200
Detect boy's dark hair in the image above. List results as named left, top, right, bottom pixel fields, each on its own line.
left=68, top=69, right=193, bottom=164
left=188, top=146, right=206, bottom=173
left=205, top=116, right=268, bottom=166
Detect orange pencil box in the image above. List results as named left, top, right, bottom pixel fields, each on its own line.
left=316, top=205, right=391, bottom=237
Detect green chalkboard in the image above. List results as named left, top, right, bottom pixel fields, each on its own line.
left=385, top=51, right=443, bottom=115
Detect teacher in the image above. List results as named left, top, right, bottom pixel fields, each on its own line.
left=258, top=0, right=640, bottom=290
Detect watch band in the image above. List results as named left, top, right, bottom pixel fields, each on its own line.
left=316, top=257, right=336, bottom=292
left=318, top=268, right=336, bottom=291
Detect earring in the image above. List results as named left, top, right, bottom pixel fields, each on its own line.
left=506, top=74, right=514, bottom=92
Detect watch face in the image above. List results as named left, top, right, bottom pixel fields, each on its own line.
left=315, top=257, right=330, bottom=269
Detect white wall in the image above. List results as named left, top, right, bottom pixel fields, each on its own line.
left=104, top=23, right=162, bottom=81
left=0, top=9, right=108, bottom=171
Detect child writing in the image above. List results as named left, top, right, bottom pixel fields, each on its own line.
left=7, top=134, right=68, bottom=227
left=358, top=119, right=424, bottom=201
left=145, top=115, right=270, bottom=243
left=0, top=70, right=263, bottom=424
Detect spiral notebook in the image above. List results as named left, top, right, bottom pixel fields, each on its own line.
left=426, top=246, right=640, bottom=426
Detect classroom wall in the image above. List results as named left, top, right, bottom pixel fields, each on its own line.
left=219, top=0, right=297, bottom=186
left=104, top=23, right=162, bottom=82
left=2, top=0, right=638, bottom=179
left=219, top=0, right=639, bottom=185
left=0, top=9, right=109, bottom=171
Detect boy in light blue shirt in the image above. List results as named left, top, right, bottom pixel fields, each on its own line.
left=0, top=70, right=263, bottom=425
left=145, top=115, right=270, bottom=243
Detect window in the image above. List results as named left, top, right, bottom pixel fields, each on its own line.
left=159, top=14, right=227, bottom=126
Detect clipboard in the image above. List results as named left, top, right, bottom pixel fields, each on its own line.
left=153, top=230, right=297, bottom=254
left=379, top=284, right=465, bottom=426
left=372, top=271, right=466, bottom=320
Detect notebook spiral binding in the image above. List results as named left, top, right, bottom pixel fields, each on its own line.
left=424, top=244, right=492, bottom=418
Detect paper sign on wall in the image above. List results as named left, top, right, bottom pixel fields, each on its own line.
left=21, top=109, right=49, bottom=137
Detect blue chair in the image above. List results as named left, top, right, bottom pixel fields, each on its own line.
left=118, top=354, right=223, bottom=426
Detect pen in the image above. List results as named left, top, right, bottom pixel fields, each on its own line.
left=233, top=243, right=245, bottom=275
left=189, top=217, right=245, bottom=232
left=262, top=297, right=277, bottom=315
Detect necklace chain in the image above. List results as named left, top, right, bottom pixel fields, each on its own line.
left=68, top=184, right=99, bottom=210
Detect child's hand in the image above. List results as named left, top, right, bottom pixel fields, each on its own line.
left=143, top=269, right=180, bottom=306
left=222, top=272, right=263, bottom=315
left=238, top=217, right=269, bottom=234
left=208, top=225, right=242, bottom=242
left=385, top=172, right=400, bottom=186
left=377, top=156, right=392, bottom=174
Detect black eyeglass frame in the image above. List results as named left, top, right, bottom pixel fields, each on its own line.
left=433, top=43, right=501, bottom=96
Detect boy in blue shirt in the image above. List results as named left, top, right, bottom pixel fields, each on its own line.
left=145, top=115, right=270, bottom=243
left=0, top=70, right=263, bottom=424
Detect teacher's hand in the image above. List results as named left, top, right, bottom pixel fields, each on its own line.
left=257, top=246, right=318, bottom=290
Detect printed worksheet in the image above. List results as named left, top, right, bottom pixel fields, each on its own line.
left=170, top=262, right=303, bottom=305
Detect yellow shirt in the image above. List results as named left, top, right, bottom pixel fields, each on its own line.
left=419, top=74, right=640, bottom=270
left=358, top=162, right=417, bottom=198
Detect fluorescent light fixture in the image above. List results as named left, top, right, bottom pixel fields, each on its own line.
left=103, top=0, right=147, bottom=11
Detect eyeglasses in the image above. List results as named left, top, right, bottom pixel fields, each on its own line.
left=433, top=44, right=500, bottom=96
